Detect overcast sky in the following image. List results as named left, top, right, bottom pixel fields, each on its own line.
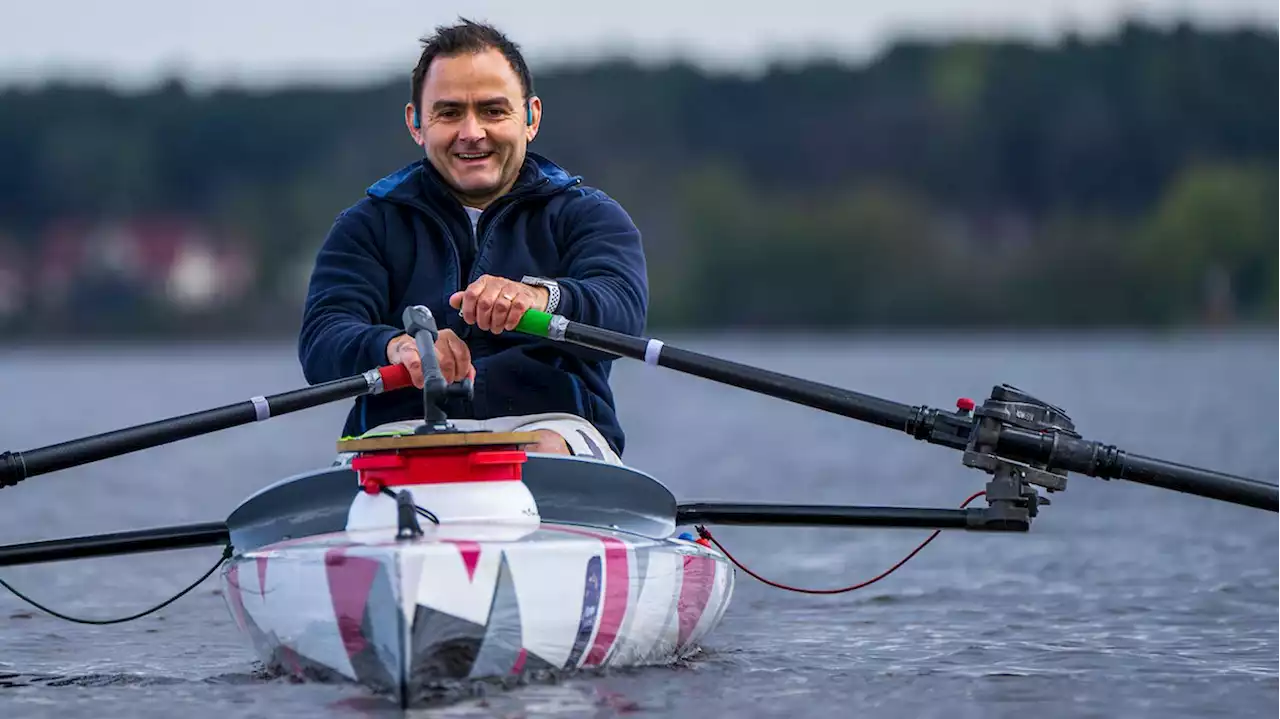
left=2, top=0, right=1275, bottom=90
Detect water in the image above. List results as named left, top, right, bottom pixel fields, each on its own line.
left=1, top=331, right=1276, bottom=718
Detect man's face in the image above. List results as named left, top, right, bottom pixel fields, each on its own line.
left=408, top=48, right=539, bottom=209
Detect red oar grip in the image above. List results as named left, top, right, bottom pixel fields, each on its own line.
left=378, top=364, right=414, bottom=392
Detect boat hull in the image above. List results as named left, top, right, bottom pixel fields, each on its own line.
left=219, top=522, right=733, bottom=705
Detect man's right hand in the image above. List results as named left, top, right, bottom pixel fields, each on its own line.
left=386, top=330, right=475, bottom=389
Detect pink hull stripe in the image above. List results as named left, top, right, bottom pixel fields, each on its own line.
left=444, top=540, right=482, bottom=581
left=255, top=556, right=269, bottom=599
left=677, top=556, right=716, bottom=648
left=225, top=564, right=248, bottom=629
left=546, top=526, right=630, bottom=667
left=585, top=540, right=629, bottom=666
left=325, top=548, right=381, bottom=658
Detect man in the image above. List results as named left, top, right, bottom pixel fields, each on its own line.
left=297, top=19, right=647, bottom=462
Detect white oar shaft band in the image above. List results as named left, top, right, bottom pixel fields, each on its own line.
left=250, top=396, right=270, bottom=421
left=644, top=339, right=664, bottom=366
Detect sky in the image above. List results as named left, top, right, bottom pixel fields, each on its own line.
left=1, top=0, right=1275, bottom=91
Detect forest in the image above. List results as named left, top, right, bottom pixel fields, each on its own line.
left=0, top=21, right=1274, bottom=337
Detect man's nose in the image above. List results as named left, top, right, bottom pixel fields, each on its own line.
left=458, top=111, right=484, bottom=141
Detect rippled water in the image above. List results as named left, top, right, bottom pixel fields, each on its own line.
left=1, top=330, right=1275, bottom=718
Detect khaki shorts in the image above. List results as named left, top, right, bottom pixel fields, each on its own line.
left=334, top=412, right=622, bottom=466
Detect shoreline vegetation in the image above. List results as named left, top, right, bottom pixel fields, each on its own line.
left=0, top=22, right=1274, bottom=340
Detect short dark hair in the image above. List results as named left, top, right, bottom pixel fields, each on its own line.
left=410, top=19, right=534, bottom=113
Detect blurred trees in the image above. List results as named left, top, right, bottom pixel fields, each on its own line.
left=1131, top=163, right=1278, bottom=323
left=0, top=21, right=1273, bottom=335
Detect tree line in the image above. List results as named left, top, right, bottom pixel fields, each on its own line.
left=0, top=21, right=1274, bottom=336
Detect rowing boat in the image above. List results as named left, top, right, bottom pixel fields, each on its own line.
left=0, top=306, right=1274, bottom=708
left=219, top=439, right=733, bottom=705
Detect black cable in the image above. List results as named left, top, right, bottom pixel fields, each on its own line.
left=0, top=544, right=233, bottom=625
left=380, top=486, right=440, bottom=524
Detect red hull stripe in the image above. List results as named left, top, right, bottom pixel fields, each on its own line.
left=677, top=556, right=717, bottom=648
left=442, top=539, right=482, bottom=581
left=255, top=556, right=269, bottom=598
left=585, top=540, right=629, bottom=666
left=324, top=548, right=381, bottom=658
left=545, top=526, right=631, bottom=667
left=225, top=563, right=249, bottom=629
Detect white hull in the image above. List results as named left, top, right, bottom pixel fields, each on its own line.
left=220, top=522, right=734, bottom=704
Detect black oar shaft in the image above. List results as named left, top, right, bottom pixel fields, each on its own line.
left=0, top=522, right=229, bottom=567
left=676, top=503, right=994, bottom=530
left=1, top=367, right=405, bottom=489
left=996, top=427, right=1278, bottom=511
left=516, top=312, right=1276, bottom=513
left=1116, top=453, right=1277, bottom=510
left=14, top=374, right=367, bottom=479
left=563, top=322, right=918, bottom=432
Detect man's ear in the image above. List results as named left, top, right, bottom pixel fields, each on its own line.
left=526, top=96, right=542, bottom=142
left=404, top=103, right=422, bottom=143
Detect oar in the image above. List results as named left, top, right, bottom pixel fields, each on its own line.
left=514, top=310, right=1278, bottom=512
left=0, top=364, right=413, bottom=489
left=0, top=453, right=1008, bottom=571
left=0, top=478, right=1007, bottom=573
left=0, top=522, right=230, bottom=567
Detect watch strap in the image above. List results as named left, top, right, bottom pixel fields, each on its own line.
left=521, top=276, right=560, bottom=313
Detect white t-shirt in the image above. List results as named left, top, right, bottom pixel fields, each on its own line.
left=463, top=206, right=482, bottom=233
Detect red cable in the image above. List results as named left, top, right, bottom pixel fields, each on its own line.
left=695, top=490, right=987, bottom=595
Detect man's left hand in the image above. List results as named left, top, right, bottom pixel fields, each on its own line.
left=449, top=275, right=549, bottom=334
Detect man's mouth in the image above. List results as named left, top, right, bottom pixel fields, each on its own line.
left=455, top=151, right=493, bottom=162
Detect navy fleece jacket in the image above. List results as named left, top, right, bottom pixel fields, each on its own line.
left=297, top=152, right=648, bottom=455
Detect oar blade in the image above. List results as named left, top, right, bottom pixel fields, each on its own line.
left=522, top=455, right=678, bottom=538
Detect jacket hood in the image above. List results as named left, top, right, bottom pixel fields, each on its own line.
left=365, top=151, right=581, bottom=211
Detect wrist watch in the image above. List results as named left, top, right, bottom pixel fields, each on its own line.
left=520, top=276, right=560, bottom=313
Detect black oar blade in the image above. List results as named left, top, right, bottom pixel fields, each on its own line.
left=522, top=455, right=678, bottom=538
left=224, top=453, right=681, bottom=552
left=226, top=465, right=358, bottom=552
left=0, top=522, right=229, bottom=568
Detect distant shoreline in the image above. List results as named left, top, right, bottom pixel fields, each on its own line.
left=1, top=321, right=1274, bottom=352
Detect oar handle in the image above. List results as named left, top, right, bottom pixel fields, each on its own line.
left=1, top=364, right=414, bottom=489
left=515, top=309, right=555, bottom=338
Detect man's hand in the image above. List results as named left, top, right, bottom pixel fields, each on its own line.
left=449, top=275, right=549, bottom=335
left=386, top=329, right=475, bottom=388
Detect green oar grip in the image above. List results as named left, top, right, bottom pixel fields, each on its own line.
left=515, top=309, right=554, bottom=338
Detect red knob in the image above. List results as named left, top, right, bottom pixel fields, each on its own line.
left=956, top=397, right=976, bottom=412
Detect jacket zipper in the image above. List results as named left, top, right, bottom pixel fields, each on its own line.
left=403, top=175, right=581, bottom=297
left=469, top=200, right=519, bottom=283
left=470, top=177, right=580, bottom=282
left=426, top=210, right=464, bottom=306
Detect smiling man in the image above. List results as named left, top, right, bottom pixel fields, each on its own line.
left=297, top=19, right=648, bottom=462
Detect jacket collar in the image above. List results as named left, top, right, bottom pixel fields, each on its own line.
left=366, top=151, right=581, bottom=214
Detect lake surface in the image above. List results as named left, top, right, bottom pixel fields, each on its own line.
left=1, top=330, right=1276, bottom=718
